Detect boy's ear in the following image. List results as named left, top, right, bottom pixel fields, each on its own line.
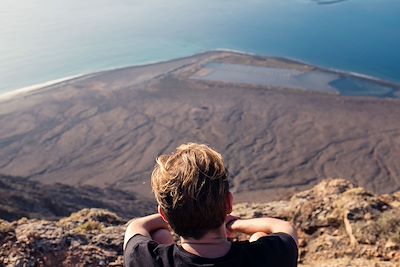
left=158, top=205, right=169, bottom=223
left=226, top=191, right=233, bottom=214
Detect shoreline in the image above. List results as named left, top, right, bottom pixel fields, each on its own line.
left=0, top=74, right=85, bottom=102
left=1, top=49, right=399, bottom=203
left=0, top=50, right=217, bottom=102
left=1, top=49, right=399, bottom=102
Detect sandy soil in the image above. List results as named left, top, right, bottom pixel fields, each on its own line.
left=0, top=51, right=399, bottom=202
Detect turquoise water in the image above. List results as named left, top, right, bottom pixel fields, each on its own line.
left=1, top=0, right=399, bottom=94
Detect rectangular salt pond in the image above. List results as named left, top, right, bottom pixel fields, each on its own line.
left=191, top=63, right=339, bottom=94
left=192, top=62, right=400, bottom=99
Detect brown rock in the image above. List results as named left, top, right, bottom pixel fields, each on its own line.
left=1, top=179, right=399, bottom=266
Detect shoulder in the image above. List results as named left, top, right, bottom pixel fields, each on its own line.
left=267, top=232, right=298, bottom=252
left=258, top=233, right=298, bottom=266
left=124, top=234, right=174, bottom=267
left=125, top=233, right=156, bottom=250
left=237, top=233, right=298, bottom=267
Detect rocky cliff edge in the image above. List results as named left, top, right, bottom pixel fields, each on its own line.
left=1, top=179, right=399, bottom=266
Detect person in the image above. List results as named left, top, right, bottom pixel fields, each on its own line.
left=124, top=143, right=298, bottom=266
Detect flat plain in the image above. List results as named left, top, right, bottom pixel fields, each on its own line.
left=1, top=51, right=399, bottom=203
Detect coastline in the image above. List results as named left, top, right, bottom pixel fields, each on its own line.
left=1, top=49, right=400, bottom=203
left=0, top=50, right=217, bottom=102
left=1, top=49, right=399, bottom=102
left=0, top=74, right=84, bottom=102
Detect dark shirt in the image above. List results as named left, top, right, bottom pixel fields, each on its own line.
left=124, top=233, right=298, bottom=267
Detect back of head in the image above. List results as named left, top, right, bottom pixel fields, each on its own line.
left=151, top=143, right=229, bottom=239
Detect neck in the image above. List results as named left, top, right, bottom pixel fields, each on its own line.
left=180, top=225, right=231, bottom=258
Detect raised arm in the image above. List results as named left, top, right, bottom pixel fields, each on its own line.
left=123, top=213, right=174, bottom=249
left=226, top=216, right=298, bottom=246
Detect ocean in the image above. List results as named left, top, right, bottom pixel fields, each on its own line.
left=1, top=0, right=399, bottom=94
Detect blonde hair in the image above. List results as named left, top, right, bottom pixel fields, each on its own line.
left=151, top=143, right=229, bottom=239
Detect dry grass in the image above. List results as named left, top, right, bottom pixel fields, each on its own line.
left=0, top=219, right=13, bottom=233
left=353, top=208, right=400, bottom=245
left=74, top=220, right=103, bottom=234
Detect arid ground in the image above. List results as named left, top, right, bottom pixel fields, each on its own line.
left=1, top=51, right=399, bottom=206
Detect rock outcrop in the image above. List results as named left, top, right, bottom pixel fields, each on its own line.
left=234, top=179, right=400, bottom=266
left=0, top=209, right=125, bottom=266
left=1, top=179, right=399, bottom=266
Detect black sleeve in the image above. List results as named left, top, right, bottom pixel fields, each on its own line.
left=253, top=233, right=298, bottom=267
left=124, top=234, right=159, bottom=267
